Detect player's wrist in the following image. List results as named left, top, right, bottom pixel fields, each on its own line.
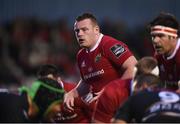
left=71, top=88, right=79, bottom=98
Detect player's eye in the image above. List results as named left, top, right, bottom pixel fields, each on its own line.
left=82, top=27, right=88, bottom=32
left=74, top=29, right=79, bottom=33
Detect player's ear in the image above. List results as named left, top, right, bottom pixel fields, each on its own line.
left=94, top=25, right=100, bottom=33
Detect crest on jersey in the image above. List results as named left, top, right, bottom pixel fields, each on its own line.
left=110, top=44, right=126, bottom=58
left=95, top=53, right=102, bottom=62
left=81, top=61, right=86, bottom=68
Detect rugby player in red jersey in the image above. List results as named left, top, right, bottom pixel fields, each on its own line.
left=63, top=12, right=137, bottom=121
left=26, top=64, right=90, bottom=123
left=148, top=12, right=180, bottom=90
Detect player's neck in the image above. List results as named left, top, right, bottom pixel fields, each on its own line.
left=165, top=38, right=179, bottom=57
left=88, top=33, right=103, bottom=52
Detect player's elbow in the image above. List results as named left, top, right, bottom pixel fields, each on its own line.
left=122, top=56, right=137, bottom=79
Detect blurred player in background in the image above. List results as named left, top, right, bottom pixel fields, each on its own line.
left=20, top=64, right=90, bottom=122
left=148, top=12, right=180, bottom=90
left=0, top=89, right=29, bottom=122
left=113, top=73, right=180, bottom=123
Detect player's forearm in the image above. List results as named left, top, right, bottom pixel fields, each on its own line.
left=69, top=88, right=79, bottom=98
left=76, top=79, right=90, bottom=97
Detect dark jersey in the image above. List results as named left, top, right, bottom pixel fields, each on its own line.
left=0, top=90, right=29, bottom=122
left=115, top=89, right=180, bottom=123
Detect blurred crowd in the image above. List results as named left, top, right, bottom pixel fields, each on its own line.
left=0, top=16, right=154, bottom=88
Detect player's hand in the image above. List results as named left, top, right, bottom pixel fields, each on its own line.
left=63, top=89, right=78, bottom=111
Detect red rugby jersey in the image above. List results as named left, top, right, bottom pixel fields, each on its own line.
left=154, top=39, right=180, bottom=88
left=93, top=79, right=130, bottom=122
left=77, top=34, right=133, bottom=92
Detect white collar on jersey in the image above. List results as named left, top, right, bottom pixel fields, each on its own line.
left=88, top=33, right=104, bottom=52
left=166, top=38, right=180, bottom=60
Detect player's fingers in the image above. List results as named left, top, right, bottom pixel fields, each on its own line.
left=64, top=94, right=74, bottom=111
left=69, top=97, right=74, bottom=109
left=64, top=99, right=74, bottom=111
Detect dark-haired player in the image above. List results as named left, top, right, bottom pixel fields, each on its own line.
left=20, top=64, right=90, bottom=122
left=64, top=13, right=137, bottom=120
left=148, top=12, right=180, bottom=90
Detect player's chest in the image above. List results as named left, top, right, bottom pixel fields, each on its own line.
left=159, top=57, right=178, bottom=72
left=79, top=51, right=111, bottom=73
left=159, top=58, right=179, bottom=80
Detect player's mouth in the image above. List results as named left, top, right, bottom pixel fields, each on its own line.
left=79, top=39, right=85, bottom=44
left=154, top=45, right=163, bottom=53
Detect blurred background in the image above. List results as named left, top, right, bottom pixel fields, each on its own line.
left=0, top=0, right=179, bottom=89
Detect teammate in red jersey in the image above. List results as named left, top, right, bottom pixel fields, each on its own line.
left=24, top=64, right=90, bottom=123
left=93, top=56, right=159, bottom=123
left=92, top=78, right=130, bottom=123
left=148, top=12, right=180, bottom=90
left=64, top=13, right=137, bottom=116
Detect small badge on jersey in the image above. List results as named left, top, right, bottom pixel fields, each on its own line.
left=81, top=61, right=86, bottom=68
left=110, top=44, right=126, bottom=58
left=94, top=53, right=102, bottom=62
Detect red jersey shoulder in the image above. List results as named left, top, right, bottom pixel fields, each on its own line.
left=101, top=35, right=131, bottom=58
left=76, top=49, right=86, bottom=62
left=77, top=48, right=86, bottom=57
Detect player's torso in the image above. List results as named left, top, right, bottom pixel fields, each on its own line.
left=157, top=56, right=179, bottom=82
left=155, top=48, right=180, bottom=90
left=77, top=41, right=121, bottom=92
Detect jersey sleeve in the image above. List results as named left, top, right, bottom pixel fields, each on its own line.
left=102, top=39, right=133, bottom=66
